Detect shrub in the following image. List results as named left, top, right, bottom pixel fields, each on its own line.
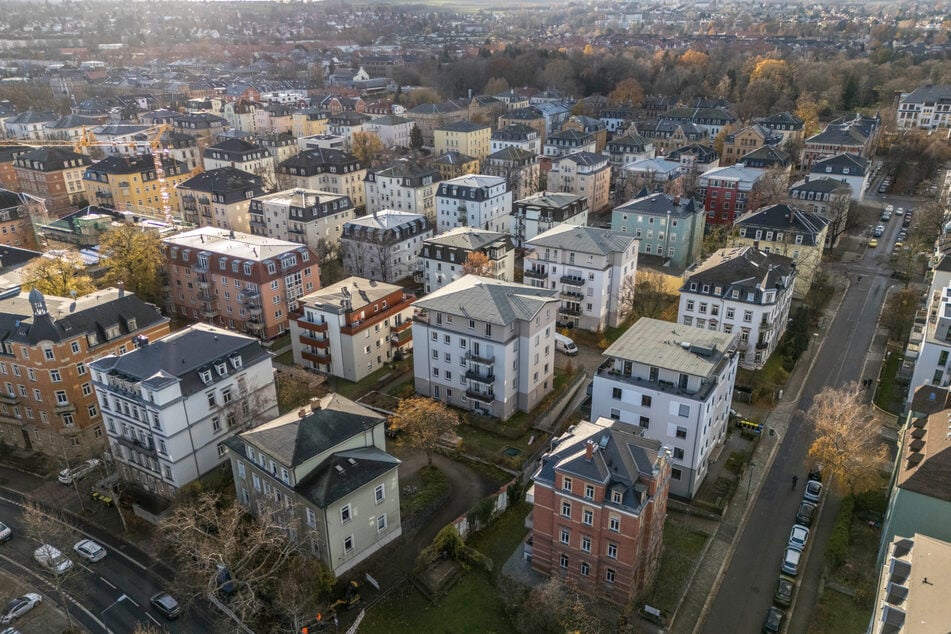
left=827, top=496, right=855, bottom=569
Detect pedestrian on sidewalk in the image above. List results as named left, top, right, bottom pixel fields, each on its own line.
left=791, top=475, right=798, bottom=489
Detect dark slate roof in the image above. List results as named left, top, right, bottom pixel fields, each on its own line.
left=735, top=204, right=829, bottom=247
left=5, top=111, right=56, bottom=125
left=0, top=245, right=41, bottom=270
left=0, top=144, right=32, bottom=163
left=557, top=151, right=608, bottom=167
left=682, top=247, right=794, bottom=301
left=606, top=133, right=651, bottom=151
left=90, top=323, right=267, bottom=397
left=431, top=151, right=476, bottom=166
left=0, top=287, right=166, bottom=348
left=178, top=167, right=265, bottom=196
left=666, top=143, right=719, bottom=163
left=806, top=124, right=868, bottom=146
left=901, top=84, right=951, bottom=104
left=740, top=145, right=791, bottom=168
left=297, top=447, right=399, bottom=507
left=754, top=111, right=804, bottom=129
left=44, top=114, right=102, bottom=130
left=614, top=192, right=702, bottom=219
left=789, top=177, right=851, bottom=194
left=532, top=418, right=663, bottom=514
left=492, top=124, right=538, bottom=141
left=810, top=152, right=868, bottom=176
left=236, top=393, right=385, bottom=467
left=486, top=146, right=537, bottom=162
left=87, top=154, right=186, bottom=175
left=369, top=160, right=439, bottom=180
left=437, top=120, right=490, bottom=133
left=0, top=189, right=27, bottom=211
left=547, top=129, right=593, bottom=144
left=407, top=100, right=467, bottom=115
left=14, top=147, right=91, bottom=171
left=279, top=148, right=361, bottom=174
left=502, top=106, right=544, bottom=120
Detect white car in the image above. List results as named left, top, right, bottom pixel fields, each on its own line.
left=73, top=539, right=106, bottom=563
left=57, top=459, right=101, bottom=485
left=0, top=593, right=41, bottom=624
left=33, top=545, right=73, bottom=576
left=788, top=524, right=810, bottom=549
left=0, top=522, right=11, bottom=543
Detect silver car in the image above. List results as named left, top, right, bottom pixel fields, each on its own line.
left=73, top=539, right=106, bottom=563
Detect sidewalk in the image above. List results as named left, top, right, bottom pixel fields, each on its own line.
left=672, top=274, right=853, bottom=634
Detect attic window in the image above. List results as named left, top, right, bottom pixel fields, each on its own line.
left=104, top=325, right=121, bottom=340
left=126, top=317, right=137, bottom=331
left=230, top=356, right=243, bottom=370
left=215, top=362, right=227, bottom=376
left=200, top=369, right=213, bottom=384
left=87, top=333, right=99, bottom=347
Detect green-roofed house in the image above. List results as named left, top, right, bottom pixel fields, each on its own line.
left=226, top=393, right=401, bottom=576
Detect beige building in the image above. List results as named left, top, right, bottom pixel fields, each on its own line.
left=291, top=277, right=415, bottom=381
left=249, top=188, right=355, bottom=252
left=547, top=152, right=611, bottom=213
left=291, top=109, right=329, bottom=139
left=277, top=149, right=367, bottom=211
left=227, top=394, right=402, bottom=576
left=434, top=121, right=491, bottom=163
left=176, top=167, right=267, bottom=233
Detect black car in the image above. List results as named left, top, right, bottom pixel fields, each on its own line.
left=796, top=501, right=818, bottom=527
left=774, top=575, right=795, bottom=608
left=150, top=592, right=181, bottom=619
left=808, top=464, right=822, bottom=482
left=762, top=606, right=785, bottom=633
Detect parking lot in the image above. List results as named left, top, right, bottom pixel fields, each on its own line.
left=0, top=567, right=68, bottom=633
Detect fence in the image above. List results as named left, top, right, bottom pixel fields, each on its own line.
left=450, top=478, right=514, bottom=540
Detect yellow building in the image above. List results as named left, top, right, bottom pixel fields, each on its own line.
left=291, top=109, right=329, bottom=139
left=83, top=154, right=191, bottom=214
left=430, top=151, right=480, bottom=181
left=434, top=120, right=491, bottom=162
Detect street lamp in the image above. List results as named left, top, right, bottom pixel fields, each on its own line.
left=746, top=462, right=757, bottom=500
left=101, top=593, right=130, bottom=634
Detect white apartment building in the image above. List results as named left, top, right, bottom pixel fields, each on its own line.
left=364, top=161, right=440, bottom=219
left=511, top=191, right=589, bottom=249
left=412, top=276, right=560, bottom=420
left=417, top=227, right=515, bottom=294
left=906, top=260, right=951, bottom=402
left=523, top=225, right=638, bottom=332
left=203, top=138, right=275, bottom=185
left=340, top=210, right=433, bottom=284
left=548, top=151, right=612, bottom=214
left=897, top=84, right=951, bottom=131
left=678, top=247, right=796, bottom=370
left=435, top=174, right=512, bottom=234
left=490, top=124, right=542, bottom=155
left=249, top=188, right=355, bottom=251
left=591, top=318, right=739, bottom=499
left=290, top=277, right=416, bottom=382
left=90, top=324, right=279, bottom=499
left=364, top=115, right=414, bottom=149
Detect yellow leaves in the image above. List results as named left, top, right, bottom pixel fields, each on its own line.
left=582, top=44, right=595, bottom=56
left=22, top=252, right=97, bottom=298
left=678, top=50, right=710, bottom=70
left=462, top=251, right=494, bottom=277
left=608, top=78, right=644, bottom=107
left=749, top=57, right=790, bottom=84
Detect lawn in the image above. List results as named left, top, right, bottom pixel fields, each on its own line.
left=636, top=520, right=709, bottom=616
left=808, top=588, right=870, bottom=634
left=874, top=348, right=904, bottom=414
left=332, top=359, right=412, bottom=400
left=401, top=465, right=451, bottom=518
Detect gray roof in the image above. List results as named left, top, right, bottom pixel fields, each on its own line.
left=557, top=151, right=608, bottom=167
left=810, top=152, right=868, bottom=176
left=789, top=177, right=851, bottom=194
left=515, top=191, right=583, bottom=210
left=901, top=84, right=951, bottom=104
left=431, top=151, right=476, bottom=166
left=297, top=446, right=399, bottom=507
left=736, top=204, right=829, bottom=247
left=414, top=275, right=558, bottom=326
left=615, top=192, right=701, bottom=218
left=437, top=120, right=490, bottom=133
left=486, top=146, right=536, bottom=162
left=526, top=224, right=635, bottom=256
left=683, top=246, right=795, bottom=300
left=423, top=227, right=510, bottom=251
left=90, top=323, right=268, bottom=397
left=604, top=317, right=736, bottom=377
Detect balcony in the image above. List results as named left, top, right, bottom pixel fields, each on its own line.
left=759, top=321, right=773, bottom=331
left=197, top=280, right=211, bottom=291
left=0, top=392, right=18, bottom=406
left=466, top=389, right=495, bottom=403
left=560, top=275, right=585, bottom=286
left=202, top=307, right=220, bottom=319
left=248, top=306, right=263, bottom=317
left=390, top=329, right=412, bottom=346
left=197, top=290, right=214, bottom=302
left=756, top=341, right=769, bottom=350
left=524, top=269, right=547, bottom=279
left=560, top=290, right=585, bottom=301
left=390, top=320, right=412, bottom=335
left=237, top=289, right=260, bottom=304
left=465, top=370, right=495, bottom=384
left=298, top=319, right=328, bottom=334
left=287, top=226, right=306, bottom=235
left=559, top=306, right=582, bottom=317
left=54, top=401, right=76, bottom=414
left=465, top=351, right=495, bottom=365
left=192, top=261, right=209, bottom=274
left=249, top=217, right=267, bottom=229
left=302, top=350, right=330, bottom=364
left=115, top=434, right=157, bottom=457
left=246, top=319, right=265, bottom=332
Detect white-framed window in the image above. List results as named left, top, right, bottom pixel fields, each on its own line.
left=560, top=554, right=569, bottom=569
left=582, top=509, right=593, bottom=526
left=306, top=507, right=316, bottom=528
left=560, top=528, right=570, bottom=544
left=581, top=536, right=591, bottom=553
left=607, top=542, right=618, bottom=559
left=340, top=504, right=352, bottom=524
left=344, top=535, right=354, bottom=554
left=609, top=515, right=620, bottom=532
left=376, top=514, right=387, bottom=532
left=375, top=483, right=385, bottom=504
left=584, top=484, right=594, bottom=500
left=561, top=501, right=571, bottom=518
left=562, top=476, right=572, bottom=492
left=580, top=562, right=590, bottom=576
left=606, top=568, right=616, bottom=583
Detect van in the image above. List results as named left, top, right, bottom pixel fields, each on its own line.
left=34, top=544, right=73, bottom=575
left=554, top=334, right=578, bottom=356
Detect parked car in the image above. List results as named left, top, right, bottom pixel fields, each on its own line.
left=0, top=522, right=11, bottom=543
left=57, top=459, right=100, bottom=485
left=150, top=592, right=181, bottom=620
left=33, top=545, right=72, bottom=576
left=796, top=501, right=818, bottom=527
left=803, top=480, right=823, bottom=503
left=774, top=575, right=796, bottom=608
left=762, top=606, right=786, bottom=633
left=896, top=207, right=904, bottom=216
left=781, top=545, right=804, bottom=576
left=869, top=238, right=879, bottom=248
left=808, top=464, right=823, bottom=482
left=73, top=539, right=106, bottom=563
left=873, top=225, right=884, bottom=237
left=0, top=594, right=41, bottom=624
left=788, top=524, right=810, bottom=549
left=885, top=204, right=894, bottom=213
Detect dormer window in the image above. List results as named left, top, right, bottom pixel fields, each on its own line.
left=200, top=370, right=213, bottom=384
left=126, top=318, right=137, bottom=331
left=86, top=333, right=98, bottom=347
left=215, top=363, right=227, bottom=376
left=230, top=356, right=243, bottom=370
left=104, top=325, right=121, bottom=340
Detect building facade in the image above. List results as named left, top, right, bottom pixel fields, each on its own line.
left=483, top=147, right=540, bottom=202
left=249, top=188, right=354, bottom=252
left=83, top=154, right=190, bottom=215
left=611, top=192, right=705, bottom=269
left=435, top=174, right=511, bottom=234
left=511, top=192, right=589, bottom=249
left=277, top=148, right=367, bottom=211
left=340, top=210, right=433, bottom=284
left=897, top=84, right=951, bottom=131
left=697, top=164, right=764, bottom=227
left=548, top=152, right=611, bottom=214
left=434, top=121, right=491, bottom=163
left=364, top=161, right=440, bottom=219
left=176, top=167, right=266, bottom=233
left=418, top=227, right=515, bottom=294
left=13, top=148, right=91, bottom=216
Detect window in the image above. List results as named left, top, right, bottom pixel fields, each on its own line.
left=609, top=516, right=620, bottom=532
left=612, top=387, right=622, bottom=400
left=561, top=501, right=571, bottom=518
left=581, top=536, right=592, bottom=553
left=377, top=514, right=387, bottom=532
left=560, top=528, right=570, bottom=544
left=581, top=562, right=590, bottom=576
left=582, top=509, right=593, bottom=526
left=611, top=490, right=622, bottom=504
left=344, top=535, right=354, bottom=554
left=340, top=504, right=352, bottom=524
left=71, top=341, right=80, bottom=354
left=679, top=404, right=690, bottom=417
left=610, top=408, right=620, bottom=419
left=217, top=443, right=226, bottom=457
left=55, top=390, right=68, bottom=405
left=673, top=448, right=685, bottom=459
left=76, top=362, right=86, bottom=376
left=212, top=417, right=222, bottom=432
left=562, top=476, right=572, bottom=492
left=641, top=394, right=652, bottom=407
left=584, top=484, right=594, bottom=500
left=606, top=569, right=615, bottom=583
left=639, top=416, right=650, bottom=428
left=676, top=426, right=687, bottom=439
left=207, top=392, right=216, bottom=407
left=672, top=468, right=683, bottom=480
left=607, top=542, right=618, bottom=559
left=43, top=347, right=54, bottom=361
left=306, top=507, right=316, bottom=528
left=375, top=483, right=385, bottom=503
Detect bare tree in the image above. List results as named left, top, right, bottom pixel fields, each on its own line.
left=389, top=396, right=461, bottom=466
left=515, top=578, right=608, bottom=634
left=617, top=270, right=674, bottom=320
left=802, top=382, right=888, bottom=495
left=822, top=196, right=854, bottom=248
left=462, top=251, right=496, bottom=278
left=21, top=501, right=80, bottom=632
left=748, top=167, right=791, bottom=210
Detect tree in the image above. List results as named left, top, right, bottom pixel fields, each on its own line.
left=351, top=131, right=383, bottom=167
left=823, top=196, right=854, bottom=248
left=22, top=251, right=96, bottom=297
left=158, top=492, right=326, bottom=628
left=21, top=501, right=79, bottom=633
left=341, top=240, right=391, bottom=282
left=515, top=578, right=608, bottom=634
left=410, top=124, right=424, bottom=150
left=462, top=251, right=495, bottom=278
left=389, top=396, right=460, bottom=466
left=748, top=167, right=790, bottom=209
left=882, top=288, right=920, bottom=342
left=98, top=224, right=166, bottom=304
left=703, top=224, right=734, bottom=257
left=803, top=383, right=888, bottom=496
left=607, top=77, right=644, bottom=107
left=795, top=93, right=822, bottom=137
left=274, top=553, right=336, bottom=632
left=749, top=58, right=791, bottom=84
left=617, top=270, right=674, bottom=320
left=483, top=77, right=509, bottom=95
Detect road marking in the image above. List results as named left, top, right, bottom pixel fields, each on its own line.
left=99, top=576, right=116, bottom=590
left=125, top=594, right=140, bottom=608
left=147, top=612, right=161, bottom=626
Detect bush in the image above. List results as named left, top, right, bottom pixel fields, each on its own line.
left=853, top=489, right=887, bottom=515
left=828, top=496, right=855, bottom=570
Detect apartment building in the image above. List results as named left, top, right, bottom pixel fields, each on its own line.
left=13, top=148, right=91, bottom=216
left=91, top=324, right=278, bottom=499
left=611, top=192, right=705, bottom=269
left=0, top=145, right=31, bottom=191
left=411, top=276, right=560, bottom=420
left=697, top=164, right=765, bottom=227
left=543, top=130, right=596, bottom=158
left=0, top=189, right=41, bottom=250
left=434, top=120, right=491, bottom=163
left=162, top=227, right=320, bottom=340
left=227, top=393, right=402, bottom=576
left=418, top=227, right=515, bottom=294
left=277, top=148, right=366, bottom=210
left=202, top=138, right=275, bottom=186
left=340, top=210, right=432, bottom=284
left=530, top=417, right=671, bottom=605
left=511, top=191, right=588, bottom=249
left=547, top=152, right=612, bottom=214
left=430, top=151, right=480, bottom=182
left=83, top=154, right=191, bottom=214
left=602, top=134, right=655, bottom=177
left=363, top=115, right=414, bottom=149
left=483, top=147, right=540, bottom=202
left=249, top=188, right=354, bottom=251
left=753, top=111, right=804, bottom=145
left=678, top=247, right=795, bottom=370
left=176, top=167, right=266, bottom=233
left=364, top=161, right=440, bottom=218
left=290, top=277, right=415, bottom=381
left=590, top=318, right=739, bottom=498
left=404, top=100, right=469, bottom=146
left=291, top=109, right=329, bottom=139
left=562, top=115, right=608, bottom=153
left=434, top=174, right=511, bottom=234
left=808, top=153, right=869, bottom=202
left=720, top=125, right=783, bottom=167
left=3, top=111, right=57, bottom=140
left=801, top=116, right=878, bottom=172
left=523, top=225, right=637, bottom=331
left=327, top=112, right=371, bottom=149
left=0, top=287, right=169, bottom=459
left=498, top=107, right=547, bottom=145
left=490, top=124, right=542, bottom=156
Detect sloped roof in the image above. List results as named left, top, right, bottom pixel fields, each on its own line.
left=810, top=152, right=868, bottom=176
left=898, top=408, right=951, bottom=503
left=297, top=447, right=399, bottom=507
left=423, top=227, right=510, bottom=251
left=615, top=192, right=701, bottom=218
left=526, top=224, right=635, bottom=256
left=178, top=166, right=264, bottom=195
left=414, top=275, right=558, bottom=326
left=736, top=203, right=829, bottom=246
left=685, top=246, right=794, bottom=291
left=604, top=317, right=736, bottom=377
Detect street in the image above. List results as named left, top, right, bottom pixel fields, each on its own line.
left=699, top=196, right=904, bottom=633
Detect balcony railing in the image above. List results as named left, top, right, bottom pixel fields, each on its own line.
left=760, top=321, right=773, bottom=331
left=560, top=276, right=585, bottom=286
left=465, top=370, right=495, bottom=384
left=756, top=341, right=769, bottom=350
left=390, top=329, right=412, bottom=346
left=298, top=319, right=329, bottom=333
left=302, top=350, right=330, bottom=364
left=54, top=401, right=76, bottom=414
left=192, top=262, right=209, bottom=274
left=246, top=320, right=265, bottom=332
left=465, top=389, right=495, bottom=403
left=559, top=306, right=582, bottom=316
left=237, top=289, right=260, bottom=303
left=115, top=434, right=157, bottom=457
left=248, top=306, right=263, bottom=317
left=560, top=290, right=585, bottom=301
left=524, top=269, right=547, bottom=279
left=0, top=392, right=19, bottom=406
left=202, top=308, right=220, bottom=319
left=390, top=320, right=412, bottom=334
left=465, top=351, right=495, bottom=365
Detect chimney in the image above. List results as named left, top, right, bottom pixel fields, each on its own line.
left=117, top=281, right=124, bottom=297
left=309, top=396, right=321, bottom=411
left=673, top=195, right=680, bottom=206
left=297, top=408, right=308, bottom=419
left=585, top=439, right=594, bottom=461
left=788, top=206, right=796, bottom=226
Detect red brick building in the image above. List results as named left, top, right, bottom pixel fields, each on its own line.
left=13, top=147, right=91, bottom=217
left=162, top=227, right=320, bottom=340
left=530, top=417, right=671, bottom=605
